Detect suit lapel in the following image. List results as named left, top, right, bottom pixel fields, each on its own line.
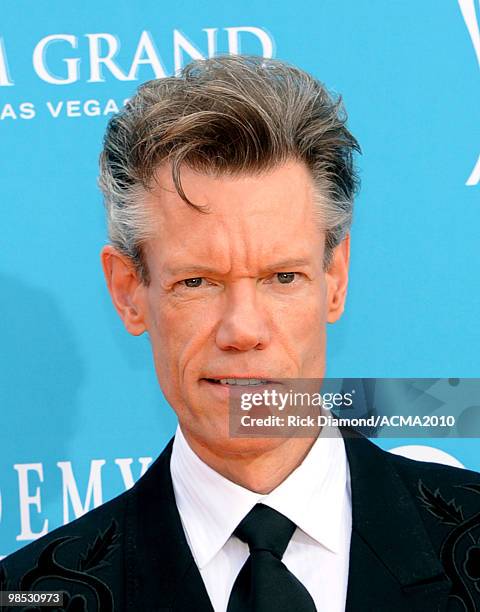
left=125, top=439, right=214, bottom=612
left=343, top=434, right=452, bottom=611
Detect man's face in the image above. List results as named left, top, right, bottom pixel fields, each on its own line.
left=103, top=160, right=349, bottom=456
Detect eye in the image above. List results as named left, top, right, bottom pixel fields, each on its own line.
left=182, top=277, right=204, bottom=288
left=276, top=272, right=296, bottom=284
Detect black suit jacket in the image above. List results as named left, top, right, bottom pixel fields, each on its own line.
left=2, top=433, right=480, bottom=611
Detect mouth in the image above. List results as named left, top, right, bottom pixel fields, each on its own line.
left=202, top=377, right=275, bottom=387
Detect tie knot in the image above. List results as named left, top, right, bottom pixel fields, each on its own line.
left=234, top=504, right=296, bottom=559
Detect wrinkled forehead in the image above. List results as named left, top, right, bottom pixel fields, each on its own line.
left=142, top=161, right=326, bottom=272
left=146, top=160, right=321, bottom=225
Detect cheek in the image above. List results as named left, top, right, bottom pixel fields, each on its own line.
left=147, top=296, right=214, bottom=378
left=274, top=281, right=327, bottom=333
left=270, top=283, right=327, bottom=365
left=293, top=302, right=326, bottom=350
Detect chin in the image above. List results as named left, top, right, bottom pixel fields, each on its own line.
left=193, top=427, right=291, bottom=457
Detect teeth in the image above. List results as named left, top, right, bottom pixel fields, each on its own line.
left=218, top=378, right=268, bottom=386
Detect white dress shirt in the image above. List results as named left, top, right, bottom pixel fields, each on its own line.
left=170, top=426, right=352, bottom=612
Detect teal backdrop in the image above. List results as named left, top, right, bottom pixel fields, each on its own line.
left=0, top=0, right=479, bottom=557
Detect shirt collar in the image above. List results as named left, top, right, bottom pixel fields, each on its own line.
left=170, top=425, right=349, bottom=569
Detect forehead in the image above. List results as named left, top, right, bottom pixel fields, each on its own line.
left=143, top=160, right=324, bottom=269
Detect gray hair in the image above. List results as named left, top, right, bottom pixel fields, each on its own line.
left=99, top=55, right=360, bottom=283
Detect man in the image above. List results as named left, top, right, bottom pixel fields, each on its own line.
left=1, top=55, right=480, bottom=612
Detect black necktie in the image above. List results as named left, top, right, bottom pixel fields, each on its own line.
left=226, top=503, right=317, bottom=612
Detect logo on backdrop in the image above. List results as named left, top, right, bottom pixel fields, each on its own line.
left=458, top=0, right=480, bottom=186
left=0, top=456, right=153, bottom=559
left=0, top=27, right=275, bottom=121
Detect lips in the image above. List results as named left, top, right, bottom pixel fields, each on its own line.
left=205, top=378, right=271, bottom=386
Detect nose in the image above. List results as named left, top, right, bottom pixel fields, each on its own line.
left=215, top=281, right=270, bottom=352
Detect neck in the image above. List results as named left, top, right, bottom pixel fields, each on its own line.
left=181, top=430, right=318, bottom=494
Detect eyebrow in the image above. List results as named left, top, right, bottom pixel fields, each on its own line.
left=166, top=258, right=312, bottom=277
left=262, top=258, right=312, bottom=273
left=166, top=265, right=226, bottom=277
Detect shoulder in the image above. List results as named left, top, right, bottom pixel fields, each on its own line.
left=369, top=441, right=480, bottom=558
left=384, top=445, right=480, bottom=499
left=0, top=440, right=174, bottom=610
left=0, top=488, right=132, bottom=610
left=346, top=432, right=480, bottom=495
left=345, top=434, right=480, bottom=537
left=368, top=439, right=480, bottom=512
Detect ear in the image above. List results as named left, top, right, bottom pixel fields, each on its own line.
left=325, top=235, right=350, bottom=323
left=100, top=245, right=147, bottom=336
